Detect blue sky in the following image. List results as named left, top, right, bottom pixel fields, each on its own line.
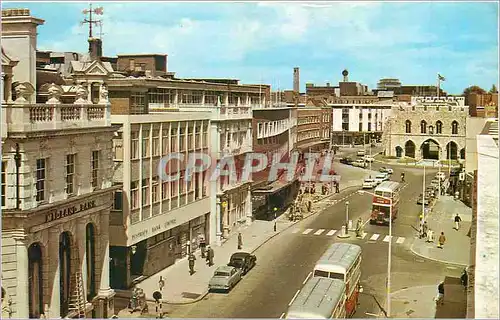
left=3, top=1, right=498, bottom=94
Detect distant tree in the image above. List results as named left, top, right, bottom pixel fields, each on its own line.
left=463, top=85, right=486, bottom=96
left=489, top=84, right=498, bottom=94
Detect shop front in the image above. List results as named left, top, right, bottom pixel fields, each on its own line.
left=110, top=198, right=210, bottom=289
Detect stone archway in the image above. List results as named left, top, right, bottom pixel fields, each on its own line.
left=460, top=148, right=465, bottom=160
left=421, top=139, right=441, bottom=160
left=404, top=140, right=416, bottom=158
left=395, top=146, right=403, bottom=158
left=446, top=141, right=458, bottom=160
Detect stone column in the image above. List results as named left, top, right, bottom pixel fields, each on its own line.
left=97, top=223, right=115, bottom=318
left=246, top=186, right=252, bottom=226
left=2, top=75, right=6, bottom=103
left=14, top=234, right=29, bottom=319
left=6, top=75, right=13, bottom=103
left=224, top=93, right=229, bottom=106
left=49, top=228, right=61, bottom=319
left=77, top=222, right=88, bottom=301
left=215, top=198, right=222, bottom=246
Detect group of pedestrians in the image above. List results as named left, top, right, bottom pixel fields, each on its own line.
left=188, top=234, right=215, bottom=275
left=418, top=213, right=462, bottom=249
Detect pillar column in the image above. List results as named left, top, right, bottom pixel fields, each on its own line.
left=6, top=75, right=13, bottom=103
left=77, top=222, right=88, bottom=301
left=224, top=93, right=229, bottom=106
left=215, top=198, right=222, bottom=246
left=97, top=227, right=115, bottom=319
left=13, top=234, right=29, bottom=319
left=87, top=83, right=92, bottom=103
left=246, top=186, right=252, bottom=226
left=49, top=229, right=61, bottom=319
left=2, top=75, right=6, bottom=103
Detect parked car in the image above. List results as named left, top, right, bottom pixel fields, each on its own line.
left=340, top=157, right=353, bottom=165
left=417, top=194, right=430, bottom=205
left=363, top=155, right=375, bottom=162
left=374, top=172, right=389, bottom=184
left=357, top=150, right=366, bottom=157
left=208, top=266, right=242, bottom=292
left=362, top=178, right=377, bottom=189
left=228, top=252, right=257, bottom=275
left=436, top=172, right=446, bottom=181
left=380, top=167, right=394, bottom=174
left=430, top=179, right=441, bottom=190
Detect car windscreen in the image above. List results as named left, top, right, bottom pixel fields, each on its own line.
left=214, top=271, right=230, bottom=277
left=229, top=258, right=244, bottom=267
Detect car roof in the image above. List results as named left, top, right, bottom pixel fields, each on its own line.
left=231, top=252, right=250, bottom=259
left=216, top=265, right=235, bottom=272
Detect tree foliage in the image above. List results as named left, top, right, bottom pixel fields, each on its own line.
left=463, top=85, right=486, bottom=96
left=489, top=84, right=498, bottom=94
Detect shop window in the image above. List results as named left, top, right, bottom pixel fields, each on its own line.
left=59, top=232, right=71, bottom=317
left=36, top=158, right=46, bottom=202
left=28, top=243, right=43, bottom=318
left=91, top=150, right=99, bottom=190
left=86, top=224, right=96, bottom=301
left=65, top=154, right=76, bottom=196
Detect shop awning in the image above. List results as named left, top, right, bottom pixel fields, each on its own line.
left=252, top=179, right=296, bottom=195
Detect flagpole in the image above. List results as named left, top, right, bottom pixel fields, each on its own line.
left=437, top=74, right=440, bottom=98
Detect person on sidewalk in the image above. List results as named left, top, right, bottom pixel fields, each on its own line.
left=206, top=246, right=214, bottom=266
left=435, top=281, right=445, bottom=305
left=188, top=253, right=196, bottom=275
left=437, top=232, right=446, bottom=249
left=335, top=181, right=340, bottom=193
left=422, top=221, right=428, bottom=238
left=237, top=232, right=243, bottom=250
left=198, top=233, right=207, bottom=258
left=454, top=213, right=462, bottom=231
left=426, top=228, right=434, bottom=243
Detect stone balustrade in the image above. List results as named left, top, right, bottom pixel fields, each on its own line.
left=2, top=102, right=111, bottom=133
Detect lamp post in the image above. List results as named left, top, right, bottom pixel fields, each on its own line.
left=422, top=142, right=430, bottom=222
left=437, top=145, right=442, bottom=199
left=358, top=190, right=393, bottom=317
left=345, top=201, right=350, bottom=232
left=273, top=207, right=278, bottom=232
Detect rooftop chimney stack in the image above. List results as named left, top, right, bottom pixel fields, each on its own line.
left=88, top=38, right=103, bottom=61
left=293, top=67, right=300, bottom=93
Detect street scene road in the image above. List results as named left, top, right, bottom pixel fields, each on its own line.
left=166, top=154, right=463, bottom=318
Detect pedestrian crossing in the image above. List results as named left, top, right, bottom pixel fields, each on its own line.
left=290, top=227, right=408, bottom=245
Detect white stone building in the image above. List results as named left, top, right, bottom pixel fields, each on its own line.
left=1, top=8, right=118, bottom=318
left=383, top=97, right=469, bottom=160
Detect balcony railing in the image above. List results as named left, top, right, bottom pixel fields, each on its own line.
left=2, top=102, right=110, bottom=133
left=151, top=103, right=253, bottom=120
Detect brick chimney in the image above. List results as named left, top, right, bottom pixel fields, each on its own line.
left=88, top=37, right=103, bottom=61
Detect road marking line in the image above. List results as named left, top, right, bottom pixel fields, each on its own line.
left=396, top=237, right=405, bottom=244
left=361, top=232, right=367, bottom=239
left=302, top=228, right=313, bottom=235
left=292, top=228, right=300, bottom=234
left=314, top=229, right=325, bottom=235
left=365, top=312, right=379, bottom=317
left=370, top=234, right=380, bottom=241
left=383, top=235, right=392, bottom=242
left=280, top=313, right=285, bottom=319
left=289, top=290, right=301, bottom=306
left=303, top=272, right=312, bottom=284
left=326, top=229, right=337, bottom=236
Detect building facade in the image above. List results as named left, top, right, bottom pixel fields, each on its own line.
left=296, top=106, right=332, bottom=152
left=1, top=8, right=117, bottom=319
left=383, top=97, right=468, bottom=160
left=251, top=106, right=298, bottom=220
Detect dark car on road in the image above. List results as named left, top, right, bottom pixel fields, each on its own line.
left=417, top=194, right=430, bottom=205
left=339, top=157, right=353, bottom=165
left=228, top=252, right=257, bottom=275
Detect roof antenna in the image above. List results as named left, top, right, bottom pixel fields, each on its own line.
left=81, top=3, right=104, bottom=39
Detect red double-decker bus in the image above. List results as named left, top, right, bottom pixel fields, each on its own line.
left=370, top=181, right=401, bottom=225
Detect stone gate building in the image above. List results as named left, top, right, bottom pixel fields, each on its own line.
left=384, top=97, right=469, bottom=160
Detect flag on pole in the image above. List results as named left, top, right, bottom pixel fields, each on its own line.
left=438, top=74, right=446, bottom=81
left=94, top=7, right=104, bottom=15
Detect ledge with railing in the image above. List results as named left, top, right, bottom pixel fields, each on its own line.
left=2, top=102, right=111, bottom=132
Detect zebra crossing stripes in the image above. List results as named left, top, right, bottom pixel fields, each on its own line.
left=360, top=232, right=367, bottom=239
left=302, top=228, right=313, bottom=235
left=314, top=229, right=325, bottom=235
left=326, top=230, right=337, bottom=236
left=396, top=237, right=405, bottom=244
left=369, top=234, right=380, bottom=241
left=383, top=235, right=392, bottom=242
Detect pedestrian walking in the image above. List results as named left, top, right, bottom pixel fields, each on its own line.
left=206, top=246, right=214, bottom=266
left=419, top=223, right=424, bottom=239
left=435, top=281, right=445, bottom=305
left=237, top=232, right=243, bottom=250
left=454, top=213, right=462, bottom=230
left=188, top=253, right=196, bottom=275
left=422, top=221, right=428, bottom=238
left=426, top=228, right=434, bottom=243
left=355, top=217, right=363, bottom=238
left=461, top=268, right=468, bottom=288
left=335, top=181, right=340, bottom=193
left=437, top=232, right=446, bottom=249
left=198, top=233, right=207, bottom=258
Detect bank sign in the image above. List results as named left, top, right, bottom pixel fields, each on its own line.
left=45, top=200, right=96, bottom=223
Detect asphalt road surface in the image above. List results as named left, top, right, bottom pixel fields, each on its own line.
left=168, top=152, right=460, bottom=318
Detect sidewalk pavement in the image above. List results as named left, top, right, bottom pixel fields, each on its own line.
left=411, top=195, right=472, bottom=266
left=116, top=176, right=368, bottom=317
left=390, top=281, right=467, bottom=318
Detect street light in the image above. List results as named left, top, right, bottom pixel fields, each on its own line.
left=345, top=201, right=350, bottom=232
left=422, top=142, right=430, bottom=222
left=358, top=190, right=393, bottom=317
